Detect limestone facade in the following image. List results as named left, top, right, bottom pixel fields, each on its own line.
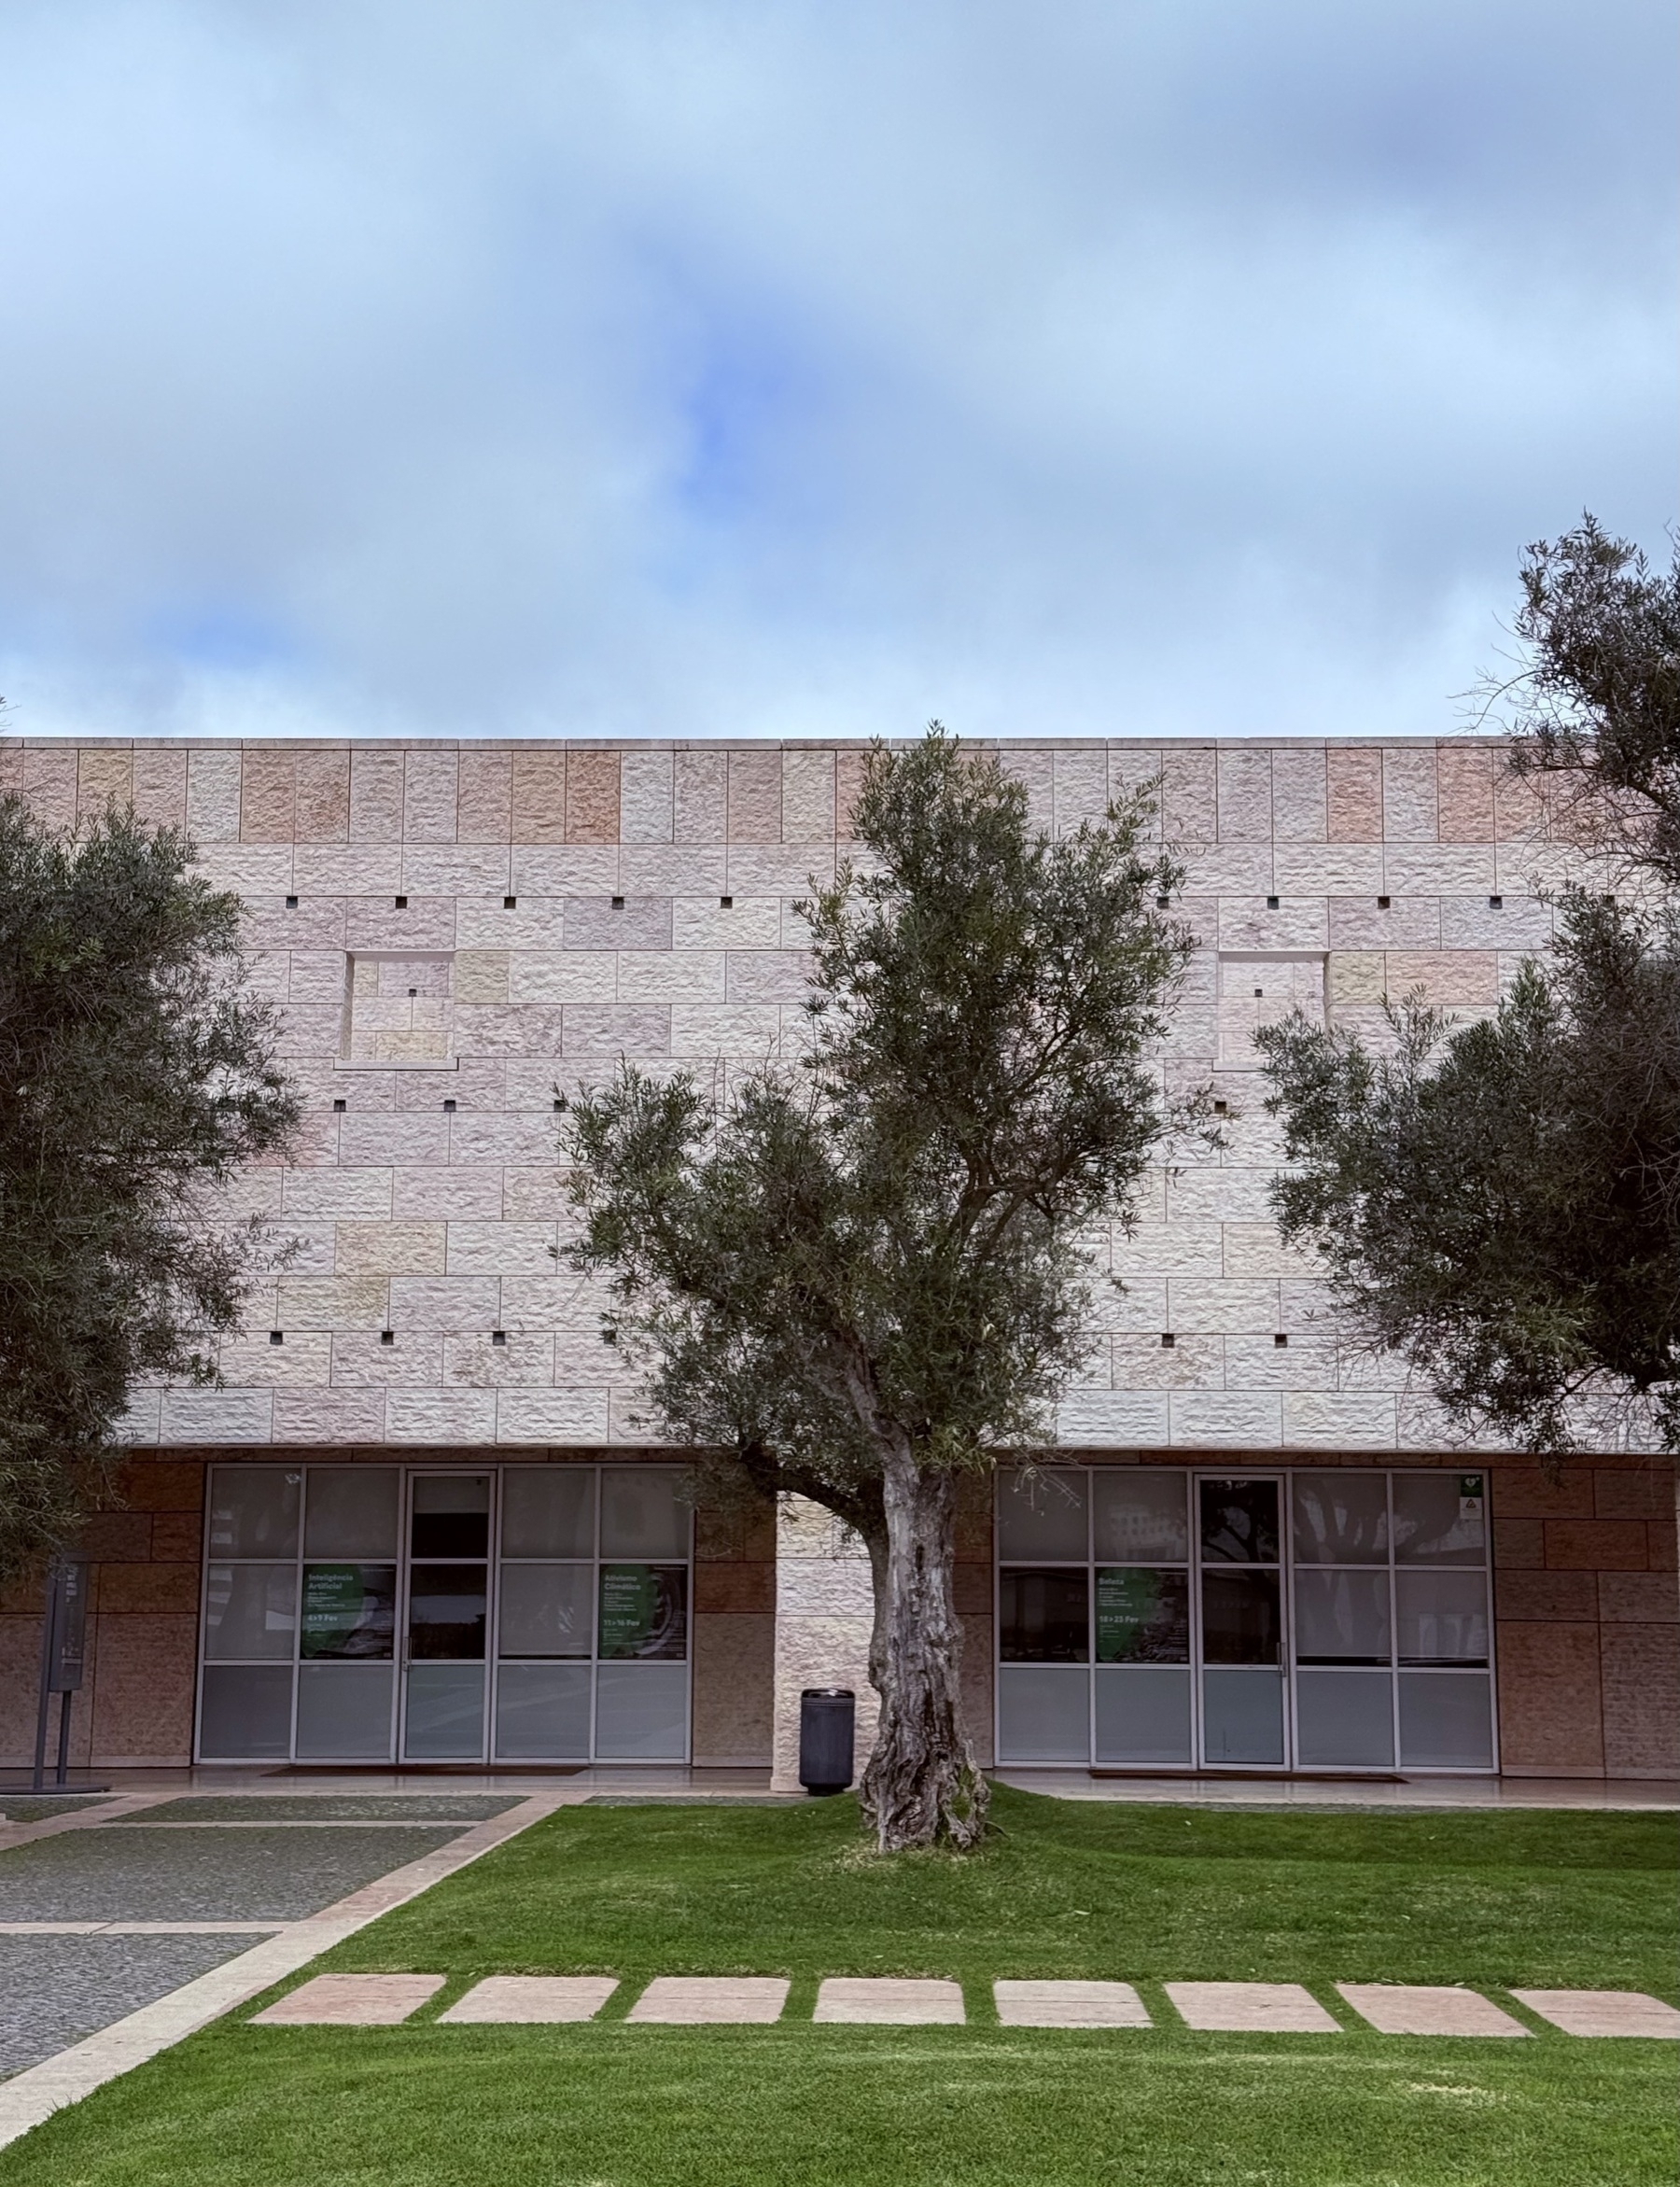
left=0, top=734, right=1673, bottom=1778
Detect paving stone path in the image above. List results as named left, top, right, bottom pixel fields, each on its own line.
left=251, top=1972, right=1680, bottom=2034
left=0, top=1800, right=525, bottom=2085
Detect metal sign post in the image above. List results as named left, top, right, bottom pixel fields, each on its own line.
left=31, top=1559, right=90, bottom=1794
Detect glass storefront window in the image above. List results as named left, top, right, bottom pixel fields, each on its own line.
left=996, top=1467, right=1494, bottom=1774
left=999, top=1568, right=1089, bottom=1662
left=197, top=1464, right=692, bottom=1765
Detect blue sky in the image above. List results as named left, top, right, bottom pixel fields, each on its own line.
left=0, top=0, right=1673, bottom=742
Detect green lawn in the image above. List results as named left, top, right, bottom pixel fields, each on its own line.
left=5, top=1788, right=1675, bottom=2187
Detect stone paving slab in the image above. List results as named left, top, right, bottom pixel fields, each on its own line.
left=1166, top=1983, right=1340, bottom=2033
left=1337, top=1984, right=1529, bottom=2037
left=627, top=1977, right=790, bottom=2024
left=993, top=1980, right=1150, bottom=2028
left=1509, top=1989, right=1680, bottom=2038
left=110, top=1797, right=525, bottom=1825
left=251, top=1974, right=445, bottom=2026
left=813, top=1979, right=965, bottom=2025
left=441, top=1976, right=619, bottom=2023
left=0, top=1826, right=460, bottom=1922
left=1, top=1935, right=272, bottom=2079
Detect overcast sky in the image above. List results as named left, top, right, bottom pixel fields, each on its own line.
left=0, top=1, right=1673, bottom=744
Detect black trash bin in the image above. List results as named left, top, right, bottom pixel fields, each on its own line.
left=798, top=1688, right=856, bottom=1796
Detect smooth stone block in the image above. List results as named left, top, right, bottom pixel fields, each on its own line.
left=251, top=1974, right=444, bottom=2026
left=1337, top=1984, right=1529, bottom=2037
left=814, top=1978, right=965, bottom=2025
left=1166, top=1983, right=1340, bottom=2033
left=439, top=1976, right=618, bottom=2024
left=994, top=1981, right=1151, bottom=2028
left=1510, top=1989, right=1680, bottom=2039
left=627, top=1977, right=790, bottom=2025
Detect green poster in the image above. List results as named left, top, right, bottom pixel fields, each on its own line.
left=1096, top=1567, right=1189, bottom=1663
left=301, top=1563, right=395, bottom=1659
left=597, top=1564, right=687, bottom=1660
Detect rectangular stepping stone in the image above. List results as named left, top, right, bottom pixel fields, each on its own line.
left=994, top=1981, right=1150, bottom=2028
left=627, top=1977, right=790, bottom=2024
left=813, top=1978, right=965, bottom=2025
left=439, top=1976, right=618, bottom=2024
left=1166, top=1983, right=1340, bottom=2033
left=251, top=1974, right=444, bottom=2026
left=1509, top=1989, right=1680, bottom=2039
left=1337, top=1984, right=1528, bottom=2037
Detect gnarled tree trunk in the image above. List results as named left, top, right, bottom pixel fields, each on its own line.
left=859, top=1437, right=987, bottom=1851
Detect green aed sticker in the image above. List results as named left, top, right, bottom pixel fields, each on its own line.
left=1458, top=1474, right=1484, bottom=1500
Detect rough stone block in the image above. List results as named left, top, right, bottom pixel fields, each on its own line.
left=252, top=1974, right=444, bottom=2026
left=1337, top=1984, right=1527, bottom=2037
left=1167, top=1983, right=1339, bottom=2032
left=1495, top=1622, right=1604, bottom=1774
left=813, top=1979, right=964, bottom=2025
left=440, top=1976, right=617, bottom=2023
left=567, top=751, right=621, bottom=843
left=493, top=752, right=565, bottom=848
left=1509, top=1990, right=1680, bottom=2038
left=675, top=751, right=727, bottom=841
left=457, top=752, right=512, bottom=842
left=628, top=1977, right=790, bottom=2024
left=994, top=1981, right=1150, bottom=2028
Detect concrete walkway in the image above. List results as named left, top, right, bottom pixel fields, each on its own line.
left=0, top=1790, right=567, bottom=2152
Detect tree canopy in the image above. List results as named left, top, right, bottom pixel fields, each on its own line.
left=567, top=729, right=1195, bottom=1845
left=1258, top=520, right=1679, bottom=1454
left=0, top=798, right=298, bottom=1575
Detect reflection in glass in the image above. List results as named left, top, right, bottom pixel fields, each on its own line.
left=1199, top=1479, right=1280, bottom=1564
left=1293, top=1569, right=1391, bottom=1664
left=1395, top=1571, right=1489, bottom=1664
left=300, top=1563, right=397, bottom=1659
left=1202, top=1668, right=1284, bottom=1763
left=495, top=1661, right=592, bottom=1758
left=497, top=1563, right=593, bottom=1657
left=303, top=1468, right=399, bottom=1560
left=404, top=1662, right=484, bottom=1759
left=595, top=1661, right=689, bottom=1759
left=411, top=1475, right=490, bottom=1558
left=1200, top=1569, right=1281, bottom=1664
left=596, top=1564, right=688, bottom=1661
left=200, top=1664, right=293, bottom=1758
left=1393, top=1474, right=1486, bottom=1566
left=207, top=1468, right=300, bottom=1559
left=295, top=1661, right=394, bottom=1758
left=600, top=1469, right=689, bottom=1560
left=998, top=1568, right=1089, bottom=1662
left=1095, top=1568, right=1189, bottom=1662
left=996, top=1665, right=1090, bottom=1762
left=1295, top=1669, right=1394, bottom=1768
left=996, top=1469, right=1088, bottom=1561
left=1291, top=1473, right=1388, bottom=1564
left=1093, top=1471, right=1188, bottom=1563
left=1094, top=1666, right=1193, bottom=1764
left=407, top=1564, right=488, bottom=1659
left=203, top=1565, right=297, bottom=1660
left=501, top=1468, right=595, bottom=1558
left=1398, top=1672, right=1493, bottom=1768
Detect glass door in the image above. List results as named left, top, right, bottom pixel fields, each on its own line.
left=400, top=1473, right=492, bottom=1761
left=1197, top=1476, right=1287, bottom=1767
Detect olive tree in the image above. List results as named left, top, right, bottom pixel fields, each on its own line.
left=0, top=796, right=298, bottom=1574
left=565, top=730, right=1193, bottom=1848
left=1258, top=521, right=1679, bottom=1454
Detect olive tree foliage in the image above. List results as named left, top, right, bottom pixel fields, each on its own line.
left=565, top=730, right=1194, bottom=1849
left=0, top=797, right=298, bottom=1576
left=1258, top=521, right=1679, bottom=1454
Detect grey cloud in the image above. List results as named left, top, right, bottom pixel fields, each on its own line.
left=0, top=0, right=1672, bottom=742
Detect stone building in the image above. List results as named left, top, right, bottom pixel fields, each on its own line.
left=0, top=734, right=1673, bottom=1786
